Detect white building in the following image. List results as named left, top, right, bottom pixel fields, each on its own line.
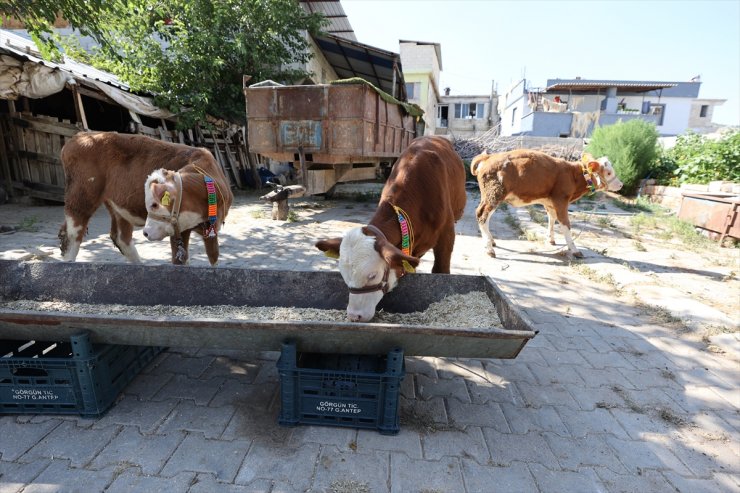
left=499, top=77, right=726, bottom=137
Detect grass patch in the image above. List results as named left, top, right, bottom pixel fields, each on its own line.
left=527, top=206, right=547, bottom=225
left=503, top=211, right=524, bottom=236
left=249, top=209, right=268, bottom=220
left=524, top=230, right=540, bottom=242
left=286, top=210, right=299, bottom=222
left=17, top=216, right=40, bottom=232
left=633, top=240, right=646, bottom=251
left=612, top=196, right=663, bottom=213
left=570, top=262, right=622, bottom=295
left=634, top=301, right=690, bottom=332
left=596, top=216, right=613, bottom=228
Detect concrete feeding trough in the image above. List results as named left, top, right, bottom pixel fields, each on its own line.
left=0, top=260, right=536, bottom=358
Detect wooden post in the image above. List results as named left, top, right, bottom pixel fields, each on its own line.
left=0, top=120, right=14, bottom=198
left=243, top=75, right=263, bottom=189
left=272, top=200, right=289, bottom=220
left=70, top=83, right=89, bottom=130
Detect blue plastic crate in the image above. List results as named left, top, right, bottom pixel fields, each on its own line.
left=277, top=340, right=405, bottom=435
left=0, top=332, right=163, bottom=417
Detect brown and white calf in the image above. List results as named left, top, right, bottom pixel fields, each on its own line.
left=58, top=131, right=232, bottom=265
left=470, top=149, right=623, bottom=258
left=315, top=135, right=467, bottom=322
left=143, top=162, right=232, bottom=265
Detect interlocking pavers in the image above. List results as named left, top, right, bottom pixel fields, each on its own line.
left=356, top=428, right=423, bottom=459
left=105, top=469, right=195, bottom=493
left=156, top=401, right=235, bottom=439
left=389, top=453, right=465, bottom=493
left=20, top=460, right=117, bottom=493
left=234, top=442, right=319, bottom=490
left=90, top=427, right=185, bottom=475
left=446, top=400, right=510, bottom=432
left=421, top=427, right=490, bottom=463
left=310, top=448, right=390, bottom=493
left=460, top=459, right=538, bottom=493
left=160, top=433, right=250, bottom=482
left=90, top=396, right=177, bottom=434
left=0, top=459, right=48, bottom=491
left=21, top=421, right=118, bottom=468
left=543, top=432, right=628, bottom=474
left=0, top=418, right=61, bottom=462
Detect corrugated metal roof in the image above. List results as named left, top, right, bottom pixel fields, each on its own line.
left=0, top=29, right=130, bottom=91
left=313, top=34, right=406, bottom=100
left=546, top=79, right=677, bottom=93
left=301, top=1, right=357, bottom=41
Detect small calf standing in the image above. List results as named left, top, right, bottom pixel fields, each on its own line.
left=470, top=149, right=623, bottom=258
left=58, top=132, right=231, bottom=264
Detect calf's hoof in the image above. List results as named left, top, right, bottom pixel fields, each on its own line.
left=486, top=248, right=496, bottom=258
left=549, top=240, right=556, bottom=245
left=572, top=251, right=584, bottom=259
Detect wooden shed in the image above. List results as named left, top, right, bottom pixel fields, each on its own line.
left=0, top=30, right=255, bottom=203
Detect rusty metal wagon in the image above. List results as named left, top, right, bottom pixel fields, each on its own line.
left=244, top=80, right=421, bottom=195
left=0, top=260, right=536, bottom=358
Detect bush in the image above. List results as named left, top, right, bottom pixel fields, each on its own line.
left=665, top=130, right=740, bottom=184
left=586, top=119, right=659, bottom=195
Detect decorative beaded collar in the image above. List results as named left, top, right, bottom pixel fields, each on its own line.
left=204, top=175, right=218, bottom=237
left=581, top=162, right=597, bottom=194
left=392, top=204, right=414, bottom=256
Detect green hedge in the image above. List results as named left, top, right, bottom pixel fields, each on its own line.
left=586, top=119, right=659, bottom=196
left=659, top=130, right=740, bottom=185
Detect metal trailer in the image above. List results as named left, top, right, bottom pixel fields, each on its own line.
left=0, top=260, right=536, bottom=359
left=244, top=82, right=419, bottom=195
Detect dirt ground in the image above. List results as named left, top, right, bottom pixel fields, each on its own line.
left=489, top=190, right=739, bottom=351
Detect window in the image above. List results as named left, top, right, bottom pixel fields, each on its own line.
left=700, top=105, right=708, bottom=118
left=405, top=82, right=420, bottom=100
left=511, top=107, right=517, bottom=126
left=453, top=102, right=485, bottom=119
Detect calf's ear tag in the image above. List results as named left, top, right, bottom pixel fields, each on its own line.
left=402, top=260, right=416, bottom=273
left=161, top=191, right=171, bottom=206
left=324, top=250, right=339, bottom=259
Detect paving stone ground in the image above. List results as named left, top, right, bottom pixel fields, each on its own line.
left=0, top=189, right=738, bottom=493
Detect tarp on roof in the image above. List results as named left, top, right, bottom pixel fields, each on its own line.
left=0, top=29, right=174, bottom=118
left=91, top=80, right=174, bottom=119
left=0, top=54, right=71, bottom=99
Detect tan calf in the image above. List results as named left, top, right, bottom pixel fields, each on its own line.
left=470, top=149, right=623, bottom=258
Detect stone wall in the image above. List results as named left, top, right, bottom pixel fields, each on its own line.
left=639, top=180, right=740, bottom=212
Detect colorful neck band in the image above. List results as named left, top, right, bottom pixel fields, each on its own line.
left=204, top=175, right=218, bottom=237
left=581, top=164, right=596, bottom=193
left=392, top=205, right=413, bottom=256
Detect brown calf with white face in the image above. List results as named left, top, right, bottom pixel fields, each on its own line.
left=470, top=149, right=623, bottom=258
left=58, top=131, right=232, bottom=264
left=315, top=136, right=467, bottom=322
left=143, top=163, right=232, bottom=265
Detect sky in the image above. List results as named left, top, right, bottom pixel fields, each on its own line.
left=341, top=0, right=740, bottom=126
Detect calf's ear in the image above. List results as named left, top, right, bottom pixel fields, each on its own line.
left=315, top=238, right=342, bottom=259
left=587, top=161, right=601, bottom=173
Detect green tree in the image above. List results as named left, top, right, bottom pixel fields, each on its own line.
left=586, top=119, right=659, bottom=195
left=0, top=1, right=122, bottom=60
left=5, top=1, right=327, bottom=127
